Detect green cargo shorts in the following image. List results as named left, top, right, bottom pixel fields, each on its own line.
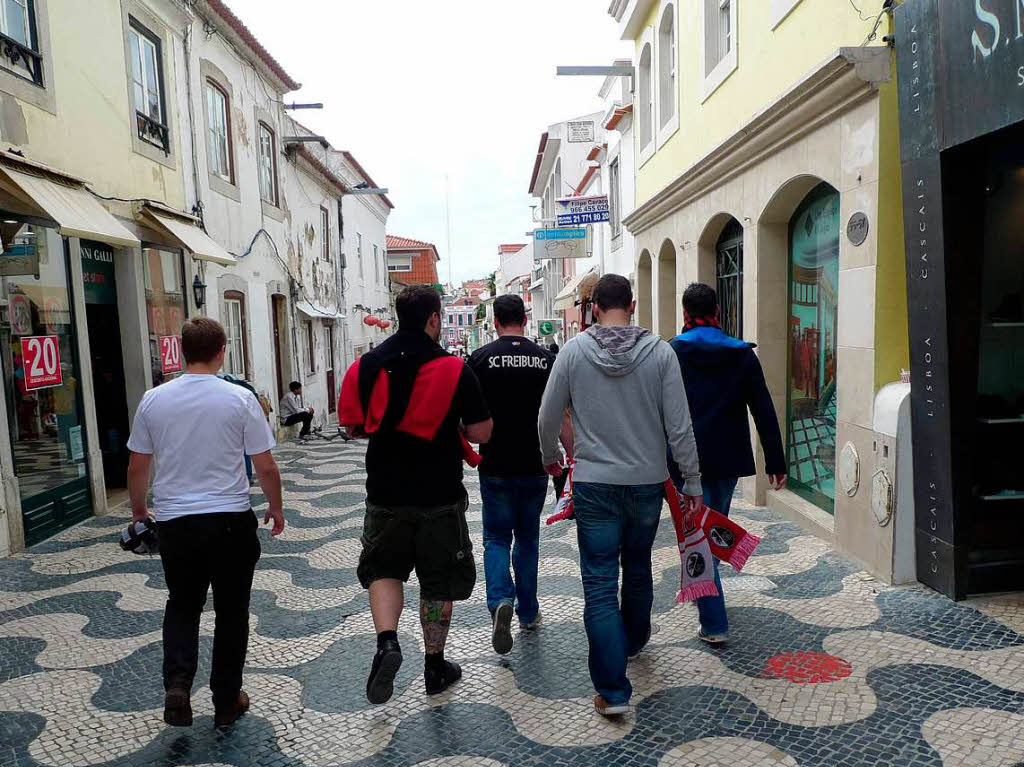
left=357, top=494, right=476, bottom=602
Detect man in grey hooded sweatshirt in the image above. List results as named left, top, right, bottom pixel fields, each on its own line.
left=538, top=273, right=702, bottom=717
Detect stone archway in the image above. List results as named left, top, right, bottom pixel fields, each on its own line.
left=754, top=173, right=838, bottom=507
left=657, top=238, right=677, bottom=339
left=637, top=250, right=653, bottom=330
left=697, top=212, right=745, bottom=337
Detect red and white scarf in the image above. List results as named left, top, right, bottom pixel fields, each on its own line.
left=664, top=481, right=761, bottom=603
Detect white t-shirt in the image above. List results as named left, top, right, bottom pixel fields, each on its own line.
left=127, top=374, right=276, bottom=521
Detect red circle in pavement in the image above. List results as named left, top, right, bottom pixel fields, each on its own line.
left=762, top=651, right=852, bottom=683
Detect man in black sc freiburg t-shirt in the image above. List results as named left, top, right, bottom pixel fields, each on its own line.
left=469, top=294, right=553, bottom=656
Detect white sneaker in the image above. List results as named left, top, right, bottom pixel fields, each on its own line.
left=697, top=628, right=728, bottom=644
left=594, top=695, right=633, bottom=716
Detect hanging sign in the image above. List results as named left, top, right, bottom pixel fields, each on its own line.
left=533, top=228, right=587, bottom=260
left=159, top=335, right=182, bottom=374
left=21, top=335, right=62, bottom=390
left=556, top=195, right=610, bottom=226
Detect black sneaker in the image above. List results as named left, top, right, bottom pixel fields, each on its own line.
left=491, top=601, right=514, bottom=655
left=424, top=660, right=462, bottom=695
left=366, top=639, right=403, bottom=704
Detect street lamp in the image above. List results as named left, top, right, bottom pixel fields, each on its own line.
left=192, top=273, right=207, bottom=309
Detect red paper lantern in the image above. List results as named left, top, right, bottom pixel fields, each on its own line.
left=380, top=320, right=391, bottom=329
left=363, top=315, right=376, bottom=326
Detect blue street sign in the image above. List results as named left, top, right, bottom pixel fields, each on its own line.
left=535, top=228, right=586, bottom=240
left=557, top=211, right=610, bottom=226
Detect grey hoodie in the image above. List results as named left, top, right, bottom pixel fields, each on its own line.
left=538, top=325, right=702, bottom=495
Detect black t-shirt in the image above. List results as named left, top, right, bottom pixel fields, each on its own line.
left=365, top=362, right=490, bottom=506
left=469, top=336, right=553, bottom=477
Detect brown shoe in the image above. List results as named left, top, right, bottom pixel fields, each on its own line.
left=163, top=687, right=193, bottom=727
left=593, top=694, right=632, bottom=717
left=213, top=690, right=250, bottom=727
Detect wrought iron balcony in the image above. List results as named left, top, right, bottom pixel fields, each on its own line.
left=136, top=111, right=170, bottom=154
left=0, top=31, right=43, bottom=87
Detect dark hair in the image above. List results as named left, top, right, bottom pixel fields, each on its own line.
left=289, top=381, right=302, bottom=392
left=396, top=284, right=442, bottom=331
left=549, top=342, right=559, bottom=353
left=592, top=274, right=633, bottom=312
left=181, top=317, right=226, bottom=365
left=493, top=294, right=526, bottom=327
left=682, top=283, right=718, bottom=319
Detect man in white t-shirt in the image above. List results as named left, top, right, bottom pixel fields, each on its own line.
left=127, top=317, right=285, bottom=729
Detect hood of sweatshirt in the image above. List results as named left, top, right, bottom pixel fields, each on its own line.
left=671, top=326, right=755, bottom=371
left=578, top=325, right=662, bottom=377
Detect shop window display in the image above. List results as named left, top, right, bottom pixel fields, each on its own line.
left=143, top=248, right=186, bottom=386
left=786, top=183, right=840, bottom=514
left=0, top=224, right=91, bottom=544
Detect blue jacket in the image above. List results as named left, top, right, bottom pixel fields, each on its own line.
left=667, top=326, right=786, bottom=483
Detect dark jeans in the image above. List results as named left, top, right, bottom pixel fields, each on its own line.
left=157, top=510, right=261, bottom=706
left=695, top=477, right=738, bottom=636
left=479, top=474, right=549, bottom=623
left=284, top=412, right=313, bottom=437
left=573, top=481, right=663, bottom=705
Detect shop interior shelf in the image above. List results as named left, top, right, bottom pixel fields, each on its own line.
left=985, top=321, right=1024, bottom=327
left=978, top=416, right=1024, bottom=424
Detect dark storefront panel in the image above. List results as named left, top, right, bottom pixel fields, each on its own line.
left=896, top=0, right=1024, bottom=598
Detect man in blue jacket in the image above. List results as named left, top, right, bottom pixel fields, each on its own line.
left=669, top=283, right=787, bottom=644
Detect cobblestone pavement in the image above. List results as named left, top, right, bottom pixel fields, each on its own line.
left=3, top=438, right=1024, bottom=766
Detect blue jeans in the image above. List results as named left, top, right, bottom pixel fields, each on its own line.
left=479, top=474, right=549, bottom=623
left=696, top=477, right=739, bottom=636
left=573, top=481, right=663, bottom=705
left=244, top=455, right=253, bottom=481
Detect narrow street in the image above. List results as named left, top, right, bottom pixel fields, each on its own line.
left=2, top=438, right=1023, bottom=767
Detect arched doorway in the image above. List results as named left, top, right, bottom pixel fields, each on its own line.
left=715, top=218, right=744, bottom=337
left=637, top=250, right=653, bottom=330
left=786, top=182, right=840, bottom=514
left=657, top=239, right=677, bottom=339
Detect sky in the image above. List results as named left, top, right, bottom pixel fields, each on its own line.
left=234, top=0, right=631, bottom=284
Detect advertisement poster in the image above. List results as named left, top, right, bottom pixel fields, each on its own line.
left=69, top=425, right=84, bottom=461
left=159, top=335, right=182, bottom=374
left=20, top=335, right=63, bottom=390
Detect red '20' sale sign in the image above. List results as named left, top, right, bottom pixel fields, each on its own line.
left=159, top=335, right=182, bottom=374
left=20, top=336, right=63, bottom=391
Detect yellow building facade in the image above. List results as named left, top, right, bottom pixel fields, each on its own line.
left=0, top=0, right=226, bottom=555
left=610, top=0, right=911, bottom=582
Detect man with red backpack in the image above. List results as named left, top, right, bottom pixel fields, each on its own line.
left=340, top=285, right=493, bottom=704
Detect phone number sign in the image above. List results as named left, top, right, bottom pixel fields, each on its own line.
left=21, top=335, right=63, bottom=390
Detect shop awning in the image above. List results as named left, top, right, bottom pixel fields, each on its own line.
left=0, top=163, right=140, bottom=248
left=529, top=277, right=544, bottom=291
left=553, top=268, right=598, bottom=311
left=138, top=207, right=237, bottom=266
left=296, top=300, right=342, bottom=320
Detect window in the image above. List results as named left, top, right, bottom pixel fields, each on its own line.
left=320, top=207, right=330, bottom=261
left=703, top=0, right=738, bottom=100
left=637, top=42, right=653, bottom=155
left=373, top=244, right=379, bottom=282
left=128, top=20, right=168, bottom=152
left=657, top=4, right=677, bottom=136
left=304, top=321, right=315, bottom=373
left=258, top=122, right=277, bottom=204
left=223, top=292, right=247, bottom=378
left=0, top=0, right=42, bottom=87
left=143, top=249, right=187, bottom=385
left=609, top=157, right=622, bottom=239
left=205, top=80, right=232, bottom=181
left=1, top=0, right=30, bottom=46
left=388, top=258, right=412, bottom=273
left=357, top=232, right=363, bottom=278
